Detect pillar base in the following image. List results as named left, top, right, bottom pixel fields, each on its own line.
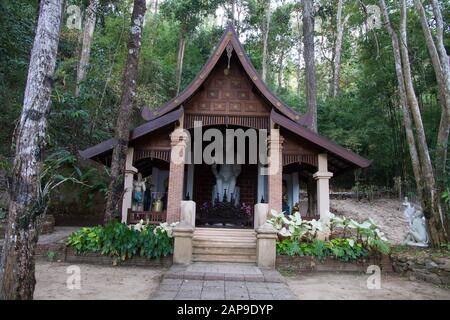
left=181, top=200, right=196, bottom=227
left=254, top=203, right=269, bottom=229
left=256, top=222, right=278, bottom=268
left=172, top=221, right=194, bottom=265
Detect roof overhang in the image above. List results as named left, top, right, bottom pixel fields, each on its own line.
left=270, top=110, right=372, bottom=172
left=79, top=107, right=183, bottom=160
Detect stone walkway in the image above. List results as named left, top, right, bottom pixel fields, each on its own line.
left=150, top=262, right=297, bottom=300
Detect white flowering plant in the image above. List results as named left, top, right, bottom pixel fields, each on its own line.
left=269, top=210, right=390, bottom=259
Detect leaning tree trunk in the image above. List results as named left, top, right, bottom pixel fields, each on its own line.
left=175, top=33, right=186, bottom=95
left=398, top=0, right=447, bottom=245
left=277, top=50, right=284, bottom=90
left=0, top=0, right=64, bottom=300
left=104, top=0, right=147, bottom=223
left=332, top=0, right=346, bottom=97
left=261, top=1, right=271, bottom=83
left=302, top=0, right=317, bottom=132
left=75, top=0, right=98, bottom=97
left=380, top=0, right=447, bottom=246
left=415, top=0, right=450, bottom=234
left=302, top=0, right=318, bottom=214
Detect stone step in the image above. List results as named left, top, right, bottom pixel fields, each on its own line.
left=194, top=229, right=256, bottom=237
left=193, top=241, right=256, bottom=249
left=192, top=254, right=256, bottom=263
left=191, top=228, right=257, bottom=263
left=192, top=236, right=256, bottom=245
left=193, top=245, right=256, bottom=256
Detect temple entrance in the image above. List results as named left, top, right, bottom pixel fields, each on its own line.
left=193, top=163, right=257, bottom=228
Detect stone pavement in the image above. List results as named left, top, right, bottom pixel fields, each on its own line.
left=150, top=262, right=297, bottom=300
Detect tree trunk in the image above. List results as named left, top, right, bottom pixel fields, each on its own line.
left=0, top=0, right=64, bottom=300
left=332, top=0, right=345, bottom=97
left=380, top=0, right=447, bottom=245
left=104, top=0, right=147, bottom=223
left=415, top=0, right=450, bottom=231
left=302, top=0, right=317, bottom=132
left=175, top=34, right=186, bottom=95
left=261, top=1, right=271, bottom=83
left=277, top=50, right=284, bottom=90
left=399, top=0, right=447, bottom=245
left=75, top=0, right=98, bottom=97
left=296, top=43, right=302, bottom=98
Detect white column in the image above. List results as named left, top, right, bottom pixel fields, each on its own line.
left=257, top=162, right=266, bottom=203
left=292, top=172, right=299, bottom=207
left=313, top=153, right=333, bottom=221
left=121, top=147, right=137, bottom=223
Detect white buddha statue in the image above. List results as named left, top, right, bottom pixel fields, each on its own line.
left=211, top=162, right=241, bottom=205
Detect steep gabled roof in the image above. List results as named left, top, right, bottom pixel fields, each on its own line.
left=141, top=25, right=312, bottom=126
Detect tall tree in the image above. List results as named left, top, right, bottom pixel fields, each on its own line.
left=75, top=0, right=98, bottom=97
left=161, top=0, right=218, bottom=94
left=380, top=0, right=448, bottom=246
left=302, top=0, right=317, bottom=132
left=0, top=0, right=64, bottom=300
left=332, top=0, right=348, bottom=97
left=302, top=0, right=318, bottom=216
left=414, top=0, right=450, bottom=220
left=261, top=0, right=271, bottom=82
left=104, top=0, right=147, bottom=222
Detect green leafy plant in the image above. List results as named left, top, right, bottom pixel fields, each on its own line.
left=270, top=210, right=390, bottom=261
left=66, top=221, right=177, bottom=261
left=47, top=250, right=57, bottom=262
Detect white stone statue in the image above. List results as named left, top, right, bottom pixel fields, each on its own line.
left=211, top=163, right=241, bottom=205
left=132, top=173, right=146, bottom=211
left=402, top=197, right=429, bottom=247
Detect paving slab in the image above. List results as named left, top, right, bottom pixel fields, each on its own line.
left=150, top=262, right=296, bottom=300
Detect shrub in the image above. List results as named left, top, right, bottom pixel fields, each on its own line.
left=66, top=221, right=177, bottom=261
left=269, top=210, right=390, bottom=261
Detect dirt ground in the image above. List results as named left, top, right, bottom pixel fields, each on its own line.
left=34, top=261, right=449, bottom=300
left=34, top=261, right=165, bottom=300
left=330, top=198, right=409, bottom=244
left=287, top=272, right=450, bottom=300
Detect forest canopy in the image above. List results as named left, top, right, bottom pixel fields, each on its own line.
left=0, top=0, right=449, bottom=191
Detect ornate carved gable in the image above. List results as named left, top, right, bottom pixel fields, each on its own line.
left=183, top=53, right=271, bottom=129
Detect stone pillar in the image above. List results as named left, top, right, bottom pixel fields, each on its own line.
left=256, top=222, right=278, bottom=268
left=181, top=200, right=196, bottom=227
left=172, top=221, right=194, bottom=265
left=166, top=127, right=188, bottom=223
left=267, top=132, right=284, bottom=214
left=121, top=147, right=137, bottom=223
left=313, top=153, right=333, bottom=221
left=254, top=203, right=269, bottom=229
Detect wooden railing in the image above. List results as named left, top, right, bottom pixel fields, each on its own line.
left=127, top=209, right=167, bottom=225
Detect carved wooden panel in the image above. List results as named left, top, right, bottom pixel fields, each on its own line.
left=185, top=54, right=270, bottom=118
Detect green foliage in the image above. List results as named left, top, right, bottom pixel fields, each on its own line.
left=66, top=221, right=175, bottom=261
left=276, top=238, right=370, bottom=262
left=270, top=209, right=390, bottom=261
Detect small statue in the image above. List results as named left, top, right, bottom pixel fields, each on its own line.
left=132, top=173, right=146, bottom=212
left=402, top=197, right=429, bottom=247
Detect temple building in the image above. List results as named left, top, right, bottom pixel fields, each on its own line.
left=80, top=26, right=370, bottom=265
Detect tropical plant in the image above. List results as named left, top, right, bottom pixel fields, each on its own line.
left=270, top=210, right=390, bottom=260
left=66, top=220, right=177, bottom=261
